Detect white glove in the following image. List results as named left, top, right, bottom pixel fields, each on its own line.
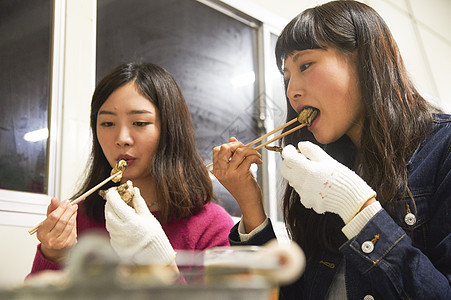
left=281, top=142, right=376, bottom=224
left=104, top=186, right=176, bottom=265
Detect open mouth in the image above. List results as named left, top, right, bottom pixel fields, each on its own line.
left=297, top=107, right=319, bottom=126
left=117, top=155, right=135, bottom=167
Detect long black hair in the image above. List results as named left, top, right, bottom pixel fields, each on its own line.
left=276, top=0, right=435, bottom=259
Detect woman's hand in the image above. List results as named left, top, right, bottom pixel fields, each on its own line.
left=281, top=142, right=377, bottom=224
left=37, top=198, right=78, bottom=263
left=212, top=137, right=266, bottom=232
left=105, top=186, right=176, bottom=266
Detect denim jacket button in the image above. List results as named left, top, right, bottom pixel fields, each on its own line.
left=404, top=212, right=416, bottom=226
left=363, top=295, right=374, bottom=300
left=361, top=241, right=374, bottom=253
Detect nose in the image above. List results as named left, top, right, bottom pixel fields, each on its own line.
left=116, top=125, right=133, bottom=147
left=286, top=77, right=302, bottom=104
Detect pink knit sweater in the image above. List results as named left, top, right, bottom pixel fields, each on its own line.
left=28, top=201, right=234, bottom=276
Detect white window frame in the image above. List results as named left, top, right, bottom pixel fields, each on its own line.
left=0, top=0, right=65, bottom=227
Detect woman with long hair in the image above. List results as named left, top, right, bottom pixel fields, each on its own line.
left=29, top=62, right=234, bottom=275
left=212, top=1, right=450, bottom=298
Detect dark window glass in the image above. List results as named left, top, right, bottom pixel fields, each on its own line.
left=0, top=0, right=52, bottom=194
left=97, top=0, right=259, bottom=216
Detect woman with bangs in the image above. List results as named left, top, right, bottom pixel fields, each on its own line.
left=212, top=1, right=450, bottom=298
left=28, top=62, right=234, bottom=278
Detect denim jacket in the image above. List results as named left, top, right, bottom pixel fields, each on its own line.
left=229, top=113, right=451, bottom=299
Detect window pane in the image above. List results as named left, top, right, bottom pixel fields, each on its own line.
left=269, top=33, right=287, bottom=222
left=97, top=0, right=259, bottom=216
left=0, top=0, right=52, bottom=194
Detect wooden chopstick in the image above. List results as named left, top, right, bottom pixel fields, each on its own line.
left=245, top=117, right=298, bottom=148
left=28, top=170, right=123, bottom=235
left=253, top=123, right=306, bottom=151
left=205, top=117, right=301, bottom=169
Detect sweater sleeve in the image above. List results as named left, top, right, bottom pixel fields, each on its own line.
left=26, top=244, right=61, bottom=279
left=229, top=218, right=277, bottom=246
left=237, top=218, right=269, bottom=242
left=26, top=203, right=106, bottom=280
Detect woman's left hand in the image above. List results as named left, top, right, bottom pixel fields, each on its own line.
left=212, top=137, right=265, bottom=232
left=281, top=141, right=376, bottom=224
left=105, top=186, right=176, bottom=265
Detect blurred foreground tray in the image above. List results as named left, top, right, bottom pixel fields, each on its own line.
left=1, top=232, right=304, bottom=300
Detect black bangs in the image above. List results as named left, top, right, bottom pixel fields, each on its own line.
left=275, top=1, right=360, bottom=74
left=275, top=8, right=326, bottom=73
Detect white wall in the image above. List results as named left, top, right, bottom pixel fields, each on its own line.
left=1, top=0, right=450, bottom=287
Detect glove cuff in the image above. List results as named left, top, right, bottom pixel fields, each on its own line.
left=326, top=167, right=377, bottom=224
left=342, top=201, right=382, bottom=239
left=138, top=232, right=176, bottom=266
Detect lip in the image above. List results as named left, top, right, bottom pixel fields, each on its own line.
left=295, top=105, right=307, bottom=113
left=307, top=113, right=319, bottom=131
left=116, top=154, right=136, bottom=166
left=296, top=104, right=317, bottom=114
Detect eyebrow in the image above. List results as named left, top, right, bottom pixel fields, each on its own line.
left=292, top=52, right=303, bottom=63
left=283, top=53, right=302, bottom=73
left=282, top=50, right=314, bottom=73
left=98, top=109, right=154, bottom=116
